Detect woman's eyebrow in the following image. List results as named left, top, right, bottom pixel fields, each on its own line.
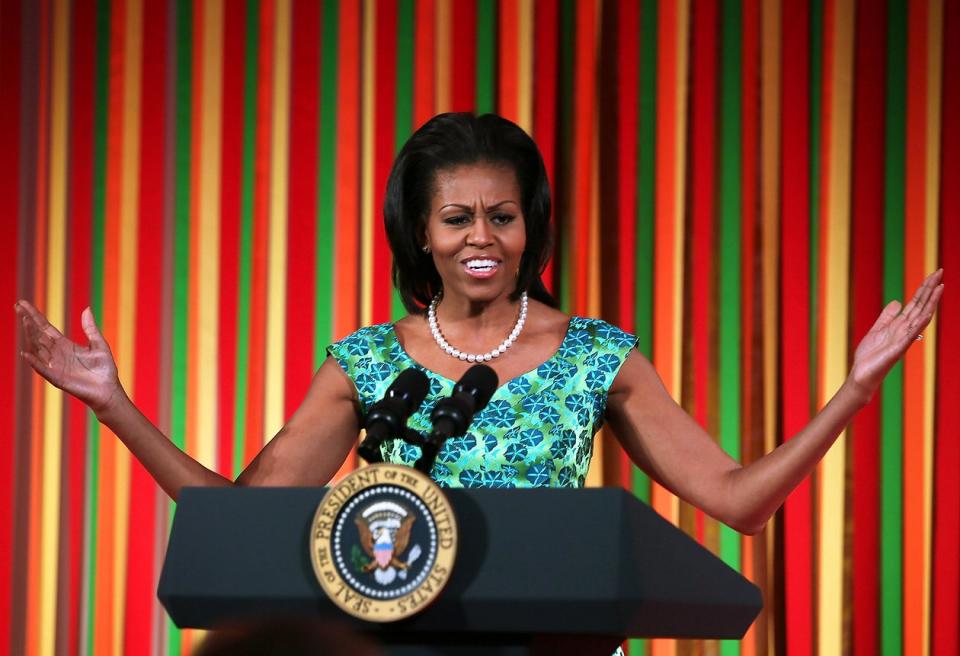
left=437, top=199, right=519, bottom=212
left=482, top=200, right=519, bottom=211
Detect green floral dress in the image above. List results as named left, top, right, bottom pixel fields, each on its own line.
left=327, top=317, right=638, bottom=488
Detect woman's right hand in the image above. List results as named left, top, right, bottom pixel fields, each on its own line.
left=15, top=300, right=125, bottom=417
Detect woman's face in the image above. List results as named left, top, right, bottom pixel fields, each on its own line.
left=423, top=163, right=526, bottom=307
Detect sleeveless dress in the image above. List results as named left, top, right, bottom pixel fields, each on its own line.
left=326, top=317, right=638, bottom=489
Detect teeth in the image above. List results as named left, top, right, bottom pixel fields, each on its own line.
left=465, top=259, right=498, bottom=271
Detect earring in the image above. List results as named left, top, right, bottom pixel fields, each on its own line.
left=422, top=245, right=430, bottom=253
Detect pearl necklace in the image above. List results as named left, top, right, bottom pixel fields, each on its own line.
left=428, top=292, right=528, bottom=362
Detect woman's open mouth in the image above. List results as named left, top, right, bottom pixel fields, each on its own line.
left=462, top=257, right=501, bottom=279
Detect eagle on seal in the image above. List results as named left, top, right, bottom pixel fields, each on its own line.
left=356, top=514, right=416, bottom=572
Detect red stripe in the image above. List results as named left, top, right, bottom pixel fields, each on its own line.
left=245, top=0, right=275, bottom=467
left=571, top=0, right=595, bottom=315
left=413, top=0, right=434, bottom=129
left=65, top=1, right=94, bottom=651
left=849, top=1, right=885, bottom=653
left=615, top=0, right=637, bottom=334
left=219, top=0, right=244, bottom=475
left=533, top=0, right=557, bottom=292
left=0, top=0, right=21, bottom=650
left=450, top=0, right=476, bottom=111
left=285, top=0, right=319, bottom=417
left=933, top=0, right=960, bottom=650
left=122, top=1, right=166, bottom=651
left=689, top=0, right=717, bottom=477
left=373, top=0, right=397, bottom=324
left=690, top=0, right=718, bottom=546
left=780, top=0, right=813, bottom=653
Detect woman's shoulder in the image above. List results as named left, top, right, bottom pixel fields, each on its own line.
left=566, top=316, right=638, bottom=352
left=326, top=323, right=400, bottom=373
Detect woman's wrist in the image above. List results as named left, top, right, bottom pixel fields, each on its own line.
left=92, top=384, right=131, bottom=425
left=838, top=375, right=875, bottom=409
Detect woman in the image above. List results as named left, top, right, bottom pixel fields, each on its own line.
left=15, top=113, right=943, bottom=536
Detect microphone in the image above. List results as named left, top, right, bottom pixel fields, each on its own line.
left=357, top=368, right=430, bottom=464
left=415, top=364, right=499, bottom=474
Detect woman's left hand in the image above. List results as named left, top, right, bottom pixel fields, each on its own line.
left=847, top=268, right=944, bottom=401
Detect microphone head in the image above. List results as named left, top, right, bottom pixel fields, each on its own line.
left=386, top=368, right=431, bottom=415
left=453, top=364, right=499, bottom=414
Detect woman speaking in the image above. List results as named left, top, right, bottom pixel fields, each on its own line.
left=14, top=112, right=943, bottom=536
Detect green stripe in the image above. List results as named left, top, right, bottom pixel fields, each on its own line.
left=316, top=0, right=337, bottom=364
left=631, top=0, right=657, bottom=506
left=168, top=1, right=193, bottom=652
left=809, top=0, right=823, bottom=418
left=556, top=0, right=575, bottom=314
left=630, top=8, right=657, bottom=656
left=881, top=0, right=906, bottom=653
left=234, top=0, right=260, bottom=477
left=475, top=0, right=496, bottom=114
left=718, top=1, right=742, bottom=654
left=84, top=0, right=111, bottom=651
left=392, top=0, right=414, bottom=320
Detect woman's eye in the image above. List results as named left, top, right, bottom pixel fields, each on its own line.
left=444, top=214, right=470, bottom=225
left=491, top=213, right=515, bottom=225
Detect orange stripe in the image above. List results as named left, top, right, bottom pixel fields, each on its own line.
left=331, top=0, right=361, bottom=481
left=903, top=0, right=929, bottom=653
left=435, top=0, right=451, bottom=112
left=651, top=0, right=680, bottom=536
left=333, top=0, right=360, bottom=341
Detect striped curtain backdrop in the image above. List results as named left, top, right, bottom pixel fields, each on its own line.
left=1, top=0, right=957, bottom=654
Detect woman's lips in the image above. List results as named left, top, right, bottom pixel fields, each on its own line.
left=462, top=258, right=501, bottom=279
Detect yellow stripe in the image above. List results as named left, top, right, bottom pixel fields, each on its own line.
left=516, top=0, right=533, bottom=133
left=264, top=0, right=291, bottom=439
left=196, top=0, right=223, bottom=466
left=360, top=0, right=375, bottom=327
left=39, top=2, right=71, bottom=653
left=922, top=2, right=943, bottom=652
left=435, top=0, right=450, bottom=113
left=817, top=0, right=854, bottom=652
left=668, top=0, right=689, bottom=528
left=760, top=3, right=782, bottom=653
left=585, top=107, right=602, bottom=488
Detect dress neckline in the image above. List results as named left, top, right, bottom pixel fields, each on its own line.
left=388, top=317, right=577, bottom=396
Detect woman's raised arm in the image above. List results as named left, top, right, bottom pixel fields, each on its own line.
left=605, top=269, right=944, bottom=535
left=15, top=300, right=360, bottom=499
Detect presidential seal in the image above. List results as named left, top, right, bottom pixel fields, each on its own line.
left=310, top=463, right=457, bottom=622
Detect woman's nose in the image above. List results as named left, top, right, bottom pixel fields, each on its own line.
left=466, top=218, right=493, bottom=247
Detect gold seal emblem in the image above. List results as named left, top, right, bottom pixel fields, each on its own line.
left=310, top=463, right=458, bottom=622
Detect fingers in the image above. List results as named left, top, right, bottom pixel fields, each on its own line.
left=902, top=269, right=942, bottom=326
left=81, top=306, right=106, bottom=348
left=14, top=299, right=64, bottom=340
left=901, top=270, right=943, bottom=335
left=898, top=270, right=936, bottom=322
left=869, top=300, right=902, bottom=334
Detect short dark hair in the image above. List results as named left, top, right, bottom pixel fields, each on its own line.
left=384, top=112, right=556, bottom=314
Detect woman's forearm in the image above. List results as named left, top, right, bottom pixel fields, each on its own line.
left=96, top=391, right=233, bottom=500
left=722, top=379, right=871, bottom=534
